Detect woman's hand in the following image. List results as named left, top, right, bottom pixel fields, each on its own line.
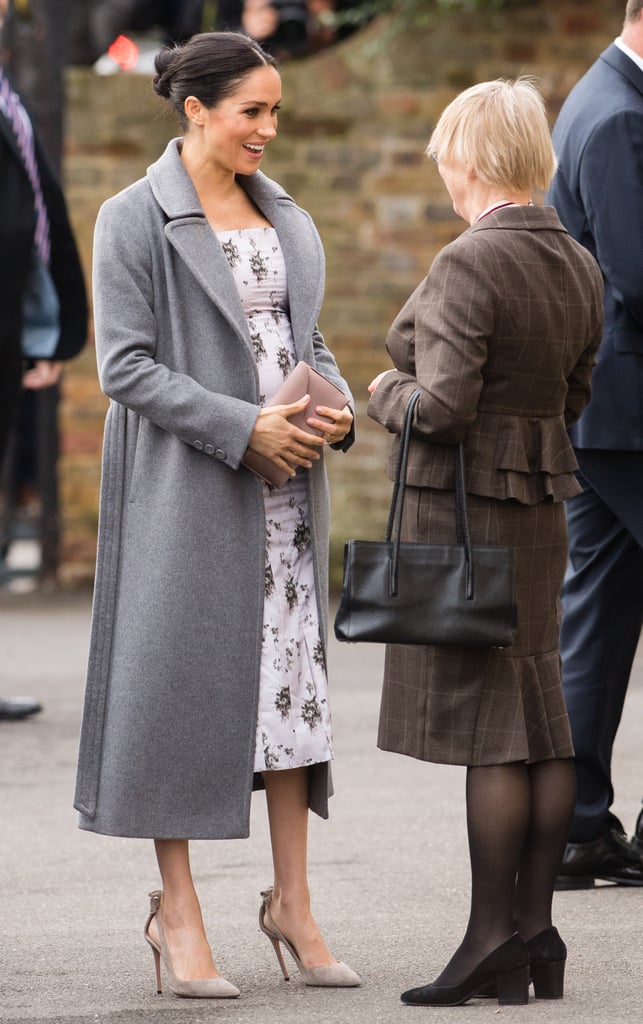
left=368, top=369, right=397, bottom=393
left=306, top=403, right=354, bottom=446
left=247, top=395, right=327, bottom=478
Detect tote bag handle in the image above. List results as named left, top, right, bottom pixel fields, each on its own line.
left=384, top=388, right=475, bottom=600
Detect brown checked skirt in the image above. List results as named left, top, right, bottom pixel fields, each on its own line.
left=377, top=487, right=574, bottom=767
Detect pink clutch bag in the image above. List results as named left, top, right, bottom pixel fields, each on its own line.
left=243, top=361, right=350, bottom=488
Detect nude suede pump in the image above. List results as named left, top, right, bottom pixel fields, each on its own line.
left=258, top=887, right=361, bottom=987
left=144, top=890, right=240, bottom=999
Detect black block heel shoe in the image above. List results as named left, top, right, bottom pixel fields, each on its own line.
left=400, top=934, right=530, bottom=1007
left=528, top=927, right=566, bottom=999
left=478, top=925, right=567, bottom=1000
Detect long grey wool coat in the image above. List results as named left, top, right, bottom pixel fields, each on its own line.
left=74, top=140, right=354, bottom=840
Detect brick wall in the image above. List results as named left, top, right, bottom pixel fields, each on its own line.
left=58, top=0, right=625, bottom=585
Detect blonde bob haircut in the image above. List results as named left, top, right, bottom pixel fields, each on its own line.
left=427, top=77, right=557, bottom=193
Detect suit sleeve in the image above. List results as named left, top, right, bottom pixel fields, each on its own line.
left=580, top=109, right=643, bottom=328
left=93, top=195, right=260, bottom=468
left=565, top=287, right=604, bottom=426
left=36, top=140, right=88, bottom=361
left=368, top=244, right=490, bottom=441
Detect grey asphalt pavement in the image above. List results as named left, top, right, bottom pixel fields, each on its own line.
left=1, top=589, right=641, bottom=1024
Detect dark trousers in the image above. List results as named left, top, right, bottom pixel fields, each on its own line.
left=0, top=331, right=22, bottom=465
left=561, top=450, right=643, bottom=843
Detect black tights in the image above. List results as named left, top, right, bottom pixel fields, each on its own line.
left=434, top=758, right=575, bottom=986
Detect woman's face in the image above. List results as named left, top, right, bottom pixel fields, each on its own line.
left=192, top=65, right=282, bottom=176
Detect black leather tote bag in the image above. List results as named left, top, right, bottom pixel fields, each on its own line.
left=334, top=389, right=518, bottom=647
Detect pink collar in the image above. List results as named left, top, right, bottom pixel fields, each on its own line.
left=475, top=201, right=517, bottom=223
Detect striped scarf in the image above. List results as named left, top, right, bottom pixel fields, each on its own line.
left=0, top=64, right=51, bottom=266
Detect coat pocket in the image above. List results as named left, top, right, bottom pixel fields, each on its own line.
left=127, top=416, right=146, bottom=504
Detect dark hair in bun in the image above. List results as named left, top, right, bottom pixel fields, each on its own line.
left=153, top=32, right=278, bottom=128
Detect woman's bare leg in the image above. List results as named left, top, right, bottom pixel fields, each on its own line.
left=263, top=766, right=336, bottom=968
left=148, top=838, right=221, bottom=980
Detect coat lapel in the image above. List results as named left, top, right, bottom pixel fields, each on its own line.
left=147, top=141, right=249, bottom=343
left=601, top=42, right=643, bottom=98
left=241, top=172, right=325, bottom=358
left=164, top=218, right=248, bottom=340
left=146, top=140, right=325, bottom=358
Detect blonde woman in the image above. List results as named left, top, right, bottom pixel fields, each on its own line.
left=368, top=79, right=604, bottom=1006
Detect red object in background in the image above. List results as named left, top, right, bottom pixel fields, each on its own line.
left=107, top=35, right=140, bottom=71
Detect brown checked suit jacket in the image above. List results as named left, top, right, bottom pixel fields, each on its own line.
left=368, top=205, right=604, bottom=505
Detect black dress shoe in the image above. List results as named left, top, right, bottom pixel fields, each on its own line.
left=477, top=925, right=567, bottom=1000
left=556, top=825, right=643, bottom=889
left=400, top=934, right=530, bottom=1007
left=0, top=696, right=43, bottom=721
left=525, top=926, right=566, bottom=999
left=633, top=806, right=643, bottom=858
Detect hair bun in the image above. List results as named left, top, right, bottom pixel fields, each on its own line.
left=150, top=32, right=278, bottom=128
left=152, top=46, right=178, bottom=99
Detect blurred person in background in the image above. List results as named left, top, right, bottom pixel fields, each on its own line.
left=0, top=0, right=87, bottom=719
left=218, top=1, right=360, bottom=60
left=546, top=0, right=643, bottom=888
left=70, top=0, right=363, bottom=66
left=70, top=0, right=205, bottom=63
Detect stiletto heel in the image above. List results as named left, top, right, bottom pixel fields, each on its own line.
left=258, top=887, right=361, bottom=987
left=261, top=916, right=291, bottom=981
left=144, top=892, right=164, bottom=994
left=143, top=890, right=240, bottom=999
left=149, top=940, right=163, bottom=994
left=496, top=965, right=530, bottom=1005
left=267, top=932, right=291, bottom=980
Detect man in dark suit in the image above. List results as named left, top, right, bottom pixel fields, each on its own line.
left=547, top=0, right=643, bottom=887
left=0, top=0, right=87, bottom=720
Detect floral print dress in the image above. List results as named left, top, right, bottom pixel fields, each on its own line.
left=217, top=227, right=334, bottom=773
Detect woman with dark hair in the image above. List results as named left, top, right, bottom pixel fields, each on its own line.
left=74, top=31, right=358, bottom=999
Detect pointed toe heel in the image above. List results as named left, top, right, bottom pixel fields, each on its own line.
left=301, top=961, right=361, bottom=987
left=144, top=890, right=240, bottom=999
left=401, top=934, right=529, bottom=1007
left=258, top=887, right=361, bottom=988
